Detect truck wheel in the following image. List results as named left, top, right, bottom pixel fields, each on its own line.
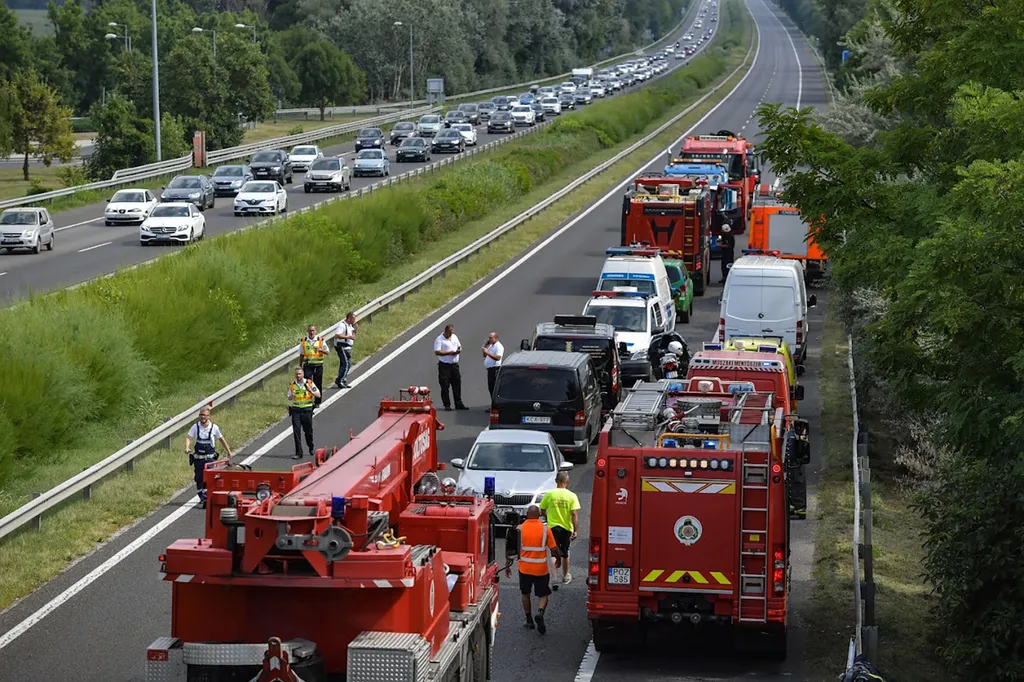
left=592, top=621, right=643, bottom=653
left=693, top=274, right=705, bottom=297
left=290, top=650, right=328, bottom=682
left=468, top=622, right=488, bottom=682
left=679, top=305, right=690, bottom=324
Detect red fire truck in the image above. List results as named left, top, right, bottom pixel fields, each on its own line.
left=146, top=387, right=500, bottom=682
left=620, top=176, right=712, bottom=296
left=679, top=131, right=759, bottom=234
left=587, top=379, right=810, bottom=657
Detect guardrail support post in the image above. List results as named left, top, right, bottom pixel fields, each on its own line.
left=862, top=625, right=879, bottom=664
left=31, top=493, right=41, bottom=530
left=162, top=416, right=173, bottom=449
left=83, top=467, right=92, bottom=500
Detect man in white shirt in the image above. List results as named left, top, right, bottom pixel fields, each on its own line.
left=185, top=407, right=233, bottom=508
left=482, top=331, right=504, bottom=403
left=333, top=311, right=356, bottom=389
left=433, top=324, right=467, bottom=411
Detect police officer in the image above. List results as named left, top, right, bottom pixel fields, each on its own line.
left=299, top=324, right=329, bottom=408
left=433, top=324, right=467, bottom=411
left=718, top=229, right=736, bottom=284
left=288, top=366, right=320, bottom=460
left=184, top=407, right=233, bottom=508
left=505, top=505, right=560, bottom=635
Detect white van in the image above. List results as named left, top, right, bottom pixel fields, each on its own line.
left=597, top=247, right=676, bottom=329
left=715, top=256, right=816, bottom=364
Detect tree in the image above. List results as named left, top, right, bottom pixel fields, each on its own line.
left=7, top=70, right=76, bottom=181
left=161, top=36, right=241, bottom=149
left=0, top=3, right=36, bottom=82
left=86, top=96, right=153, bottom=179
left=294, top=41, right=363, bottom=120
left=215, top=33, right=276, bottom=124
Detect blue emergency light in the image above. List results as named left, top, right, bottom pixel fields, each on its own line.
left=331, top=496, right=347, bottom=520
left=703, top=440, right=718, bottom=449
left=662, top=439, right=678, bottom=448
left=761, top=361, right=774, bottom=367
left=667, top=382, right=685, bottom=392
left=606, top=246, right=660, bottom=257
left=484, top=476, right=496, bottom=498
left=703, top=342, right=723, bottom=351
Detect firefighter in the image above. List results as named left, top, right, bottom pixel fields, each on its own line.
left=505, top=505, right=560, bottom=635
left=299, top=324, right=329, bottom=408
left=288, top=366, right=320, bottom=460
left=718, top=229, right=736, bottom=284
left=184, top=407, right=233, bottom=508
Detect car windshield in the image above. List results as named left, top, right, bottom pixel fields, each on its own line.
left=357, top=150, right=383, bottom=159
left=420, top=116, right=440, bottom=123
left=583, top=304, right=648, bottom=333
left=512, top=106, right=531, bottom=113
left=578, top=89, right=591, bottom=95
left=401, top=138, right=426, bottom=147
left=438, top=131, right=459, bottom=139
left=213, top=166, right=244, bottom=177
left=459, top=104, right=477, bottom=111
left=493, top=112, right=511, bottom=120
left=453, top=124, right=473, bottom=132
left=665, top=264, right=684, bottom=283
left=467, top=442, right=554, bottom=472
left=533, top=337, right=612, bottom=371
left=292, top=147, right=317, bottom=155
left=250, top=151, right=279, bottom=163
left=496, top=367, right=578, bottom=402
left=479, top=103, right=495, bottom=110
left=445, top=112, right=462, bottom=118
left=394, top=122, right=414, bottom=130
left=1, top=211, right=38, bottom=225
left=542, top=98, right=558, bottom=104
left=310, top=159, right=341, bottom=171
left=598, top=277, right=655, bottom=295
left=358, top=128, right=382, bottom=137
left=111, top=190, right=147, bottom=203
left=150, top=205, right=189, bottom=217
left=243, top=182, right=276, bottom=193
left=168, top=177, right=201, bottom=188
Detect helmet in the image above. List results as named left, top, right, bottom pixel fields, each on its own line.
left=668, top=341, right=684, bottom=356
left=721, top=223, right=732, bottom=233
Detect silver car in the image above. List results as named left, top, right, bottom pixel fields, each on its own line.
left=353, top=149, right=390, bottom=177
left=0, top=207, right=55, bottom=254
left=417, top=114, right=443, bottom=138
left=450, top=429, right=573, bottom=527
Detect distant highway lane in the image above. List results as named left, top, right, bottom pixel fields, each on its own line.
left=0, top=2, right=832, bottom=681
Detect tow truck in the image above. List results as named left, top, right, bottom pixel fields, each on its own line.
left=747, top=182, right=828, bottom=283
left=679, top=131, right=760, bottom=234
left=146, top=387, right=500, bottom=682
left=586, top=379, right=810, bottom=657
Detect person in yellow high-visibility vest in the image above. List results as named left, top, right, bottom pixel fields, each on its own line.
left=299, top=324, right=329, bottom=408
left=288, top=366, right=320, bottom=460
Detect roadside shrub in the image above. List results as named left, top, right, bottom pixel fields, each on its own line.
left=0, top=0, right=751, bottom=482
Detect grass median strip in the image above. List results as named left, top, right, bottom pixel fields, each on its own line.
left=804, top=311, right=949, bottom=681
left=0, top=0, right=754, bottom=609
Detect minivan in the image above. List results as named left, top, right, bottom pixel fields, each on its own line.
left=490, top=351, right=603, bottom=463
left=596, top=247, right=676, bottom=329
left=717, top=255, right=816, bottom=365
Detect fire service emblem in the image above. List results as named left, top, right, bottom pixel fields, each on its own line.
left=674, top=515, right=702, bottom=546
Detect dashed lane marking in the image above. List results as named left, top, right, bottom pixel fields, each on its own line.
left=77, top=241, right=112, bottom=253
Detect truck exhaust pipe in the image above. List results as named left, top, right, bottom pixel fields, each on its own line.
left=670, top=612, right=683, bottom=625
left=689, top=613, right=701, bottom=625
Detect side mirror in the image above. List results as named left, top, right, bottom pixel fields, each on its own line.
left=450, top=458, right=465, bottom=469
left=618, top=341, right=629, bottom=355
left=105, top=199, right=110, bottom=203
left=559, top=461, right=574, bottom=471
left=796, top=364, right=806, bottom=376
left=793, top=385, right=805, bottom=402
left=520, top=339, right=531, bottom=351
left=808, top=294, right=817, bottom=308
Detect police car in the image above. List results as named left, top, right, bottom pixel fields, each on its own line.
left=582, top=287, right=665, bottom=386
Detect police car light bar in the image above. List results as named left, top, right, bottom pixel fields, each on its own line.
left=591, top=290, right=651, bottom=299
left=553, top=314, right=597, bottom=327
left=703, top=342, right=723, bottom=351
left=606, top=246, right=660, bottom=257
left=691, top=356, right=785, bottom=371
left=742, top=249, right=782, bottom=257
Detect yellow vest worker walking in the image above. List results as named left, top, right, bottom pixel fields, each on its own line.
left=540, top=470, right=581, bottom=584
left=288, top=366, right=320, bottom=460
left=299, top=324, right=329, bottom=408
left=505, top=505, right=560, bottom=634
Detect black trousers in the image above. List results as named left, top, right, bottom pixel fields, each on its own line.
left=721, top=249, right=734, bottom=280
left=302, top=362, right=324, bottom=406
left=334, top=344, right=352, bottom=385
left=487, top=366, right=499, bottom=401
left=290, top=406, right=314, bottom=456
left=437, top=362, right=463, bottom=408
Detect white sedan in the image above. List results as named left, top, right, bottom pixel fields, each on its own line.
left=233, top=181, right=288, bottom=216
left=104, top=188, right=158, bottom=226
left=510, top=105, right=536, bottom=126
left=139, top=202, right=205, bottom=245
left=289, top=145, right=324, bottom=173
left=451, top=123, right=478, bottom=146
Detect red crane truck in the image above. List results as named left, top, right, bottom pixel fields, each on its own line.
left=679, top=131, right=760, bottom=234
left=145, top=386, right=500, bottom=682
left=586, top=379, right=809, bottom=658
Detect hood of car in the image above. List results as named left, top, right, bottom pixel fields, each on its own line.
left=355, top=157, right=385, bottom=165
left=250, top=161, right=282, bottom=168
left=162, top=188, right=201, bottom=198
left=234, top=192, right=276, bottom=202
left=142, top=216, right=191, bottom=227
left=291, top=154, right=319, bottom=162
left=357, top=136, right=382, bottom=143
left=614, top=330, right=652, bottom=356
left=106, top=202, right=149, bottom=213
left=456, top=469, right=556, bottom=500
left=308, top=170, right=342, bottom=180
left=213, top=175, right=247, bottom=183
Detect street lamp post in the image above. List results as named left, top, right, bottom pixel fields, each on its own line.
left=191, top=27, right=216, bottom=57
left=107, top=21, right=130, bottom=50
left=151, top=0, right=161, bottom=160
left=393, top=21, right=413, bottom=105
left=234, top=23, right=257, bottom=43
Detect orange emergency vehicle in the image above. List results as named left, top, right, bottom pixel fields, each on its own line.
left=679, top=131, right=759, bottom=233
left=687, top=348, right=802, bottom=413
left=747, top=183, right=827, bottom=282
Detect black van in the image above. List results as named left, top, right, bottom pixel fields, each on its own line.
left=521, top=315, right=622, bottom=413
left=490, top=351, right=603, bottom=463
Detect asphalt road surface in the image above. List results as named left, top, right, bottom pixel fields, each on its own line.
left=0, top=4, right=712, bottom=305
left=0, top=2, right=831, bottom=680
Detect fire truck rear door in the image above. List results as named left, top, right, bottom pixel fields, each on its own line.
left=766, top=210, right=809, bottom=257
left=638, top=471, right=738, bottom=595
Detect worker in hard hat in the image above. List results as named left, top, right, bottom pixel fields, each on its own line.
left=299, top=324, right=329, bottom=408
left=288, top=366, right=320, bottom=460
left=184, top=407, right=233, bottom=508
left=505, top=505, right=560, bottom=634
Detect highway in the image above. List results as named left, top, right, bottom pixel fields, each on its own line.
left=0, top=8, right=709, bottom=305
left=0, top=1, right=830, bottom=680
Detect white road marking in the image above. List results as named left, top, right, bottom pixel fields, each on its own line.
left=0, top=8, right=762, bottom=654
left=56, top=217, right=104, bottom=232
left=763, top=0, right=803, bottom=109
left=574, top=640, right=600, bottom=682
left=77, top=241, right=112, bottom=253
left=0, top=272, right=6, bottom=277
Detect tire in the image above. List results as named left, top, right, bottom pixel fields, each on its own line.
left=234, top=212, right=241, bottom=216
left=47, top=233, right=54, bottom=251
left=694, top=274, right=706, bottom=297
left=304, top=187, right=310, bottom=193
left=187, top=229, right=194, bottom=244
left=679, top=304, right=690, bottom=324
left=140, top=240, right=146, bottom=246
left=592, top=621, right=643, bottom=653
left=209, top=198, right=215, bottom=209
left=32, top=239, right=40, bottom=254
left=105, top=220, right=112, bottom=226
left=285, top=173, right=293, bottom=184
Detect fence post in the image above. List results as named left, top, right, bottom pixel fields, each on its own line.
left=31, top=493, right=41, bottom=530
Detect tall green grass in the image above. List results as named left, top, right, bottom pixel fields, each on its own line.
left=0, top=0, right=749, bottom=486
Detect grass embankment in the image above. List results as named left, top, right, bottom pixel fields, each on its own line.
left=804, top=312, right=950, bottom=681
left=0, top=0, right=753, bottom=609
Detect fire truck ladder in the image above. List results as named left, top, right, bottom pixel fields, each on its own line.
left=732, top=395, right=774, bottom=625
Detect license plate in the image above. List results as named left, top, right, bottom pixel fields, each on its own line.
left=522, top=416, right=551, bottom=424
left=315, top=182, right=327, bottom=186
left=608, top=567, right=631, bottom=585
left=2, top=241, right=20, bottom=245
left=665, top=370, right=678, bottom=378
left=496, top=506, right=514, bottom=517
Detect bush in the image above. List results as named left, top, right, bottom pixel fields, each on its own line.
left=0, top=0, right=751, bottom=484
left=287, top=125, right=305, bottom=135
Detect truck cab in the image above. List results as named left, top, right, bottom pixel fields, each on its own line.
left=582, top=288, right=666, bottom=389
left=686, top=348, right=802, bottom=413
left=747, top=182, right=828, bottom=283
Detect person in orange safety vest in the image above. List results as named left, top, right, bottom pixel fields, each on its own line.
left=505, top=505, right=561, bottom=635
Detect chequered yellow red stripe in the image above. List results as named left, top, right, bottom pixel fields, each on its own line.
left=641, top=478, right=736, bottom=494
left=642, top=569, right=732, bottom=585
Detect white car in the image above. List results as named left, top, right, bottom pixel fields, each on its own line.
left=0, top=207, right=55, bottom=254
left=559, top=81, right=577, bottom=94
left=289, top=145, right=323, bottom=172
left=139, top=202, right=205, bottom=245
left=451, top=123, right=478, bottom=146
left=510, top=105, right=536, bottom=126
left=104, top=188, right=158, bottom=226
left=539, top=96, right=562, bottom=115
left=233, top=180, right=288, bottom=216
left=588, top=81, right=606, bottom=97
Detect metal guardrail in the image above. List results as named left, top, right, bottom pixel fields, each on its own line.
left=849, top=341, right=878, bottom=662
left=0, top=7, right=746, bottom=542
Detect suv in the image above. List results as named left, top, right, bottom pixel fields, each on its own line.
left=0, top=207, right=55, bottom=254
left=521, top=314, right=622, bottom=413
left=248, top=150, right=292, bottom=184
left=490, top=351, right=603, bottom=463
left=456, top=103, right=480, bottom=124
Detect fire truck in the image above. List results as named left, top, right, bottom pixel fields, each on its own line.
left=679, top=131, right=760, bottom=234
left=586, top=379, right=810, bottom=658
left=146, top=387, right=500, bottom=682
left=746, top=182, right=828, bottom=283
left=619, top=176, right=712, bottom=296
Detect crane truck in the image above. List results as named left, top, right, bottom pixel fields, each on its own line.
left=145, top=386, right=500, bottom=682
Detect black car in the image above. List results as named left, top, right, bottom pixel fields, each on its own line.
left=491, top=351, right=603, bottom=463
left=396, top=136, right=431, bottom=162
left=431, top=129, right=465, bottom=153
left=389, top=122, right=416, bottom=146
left=354, top=127, right=385, bottom=151
left=209, top=164, right=253, bottom=196
left=477, top=102, right=497, bottom=121
left=530, top=102, right=546, bottom=122
left=487, top=111, right=514, bottom=133
left=444, top=110, right=468, bottom=128
left=248, top=150, right=292, bottom=184
left=491, top=95, right=512, bottom=111
left=558, top=93, right=576, bottom=110
left=457, top=103, right=480, bottom=124
left=160, top=174, right=216, bottom=209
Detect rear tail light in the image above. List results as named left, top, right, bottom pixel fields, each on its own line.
left=718, top=318, right=725, bottom=342
left=588, top=537, right=602, bottom=586
left=773, top=544, right=785, bottom=594
left=575, top=411, right=586, bottom=426
left=796, top=319, right=803, bottom=348
left=489, top=410, right=498, bottom=425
